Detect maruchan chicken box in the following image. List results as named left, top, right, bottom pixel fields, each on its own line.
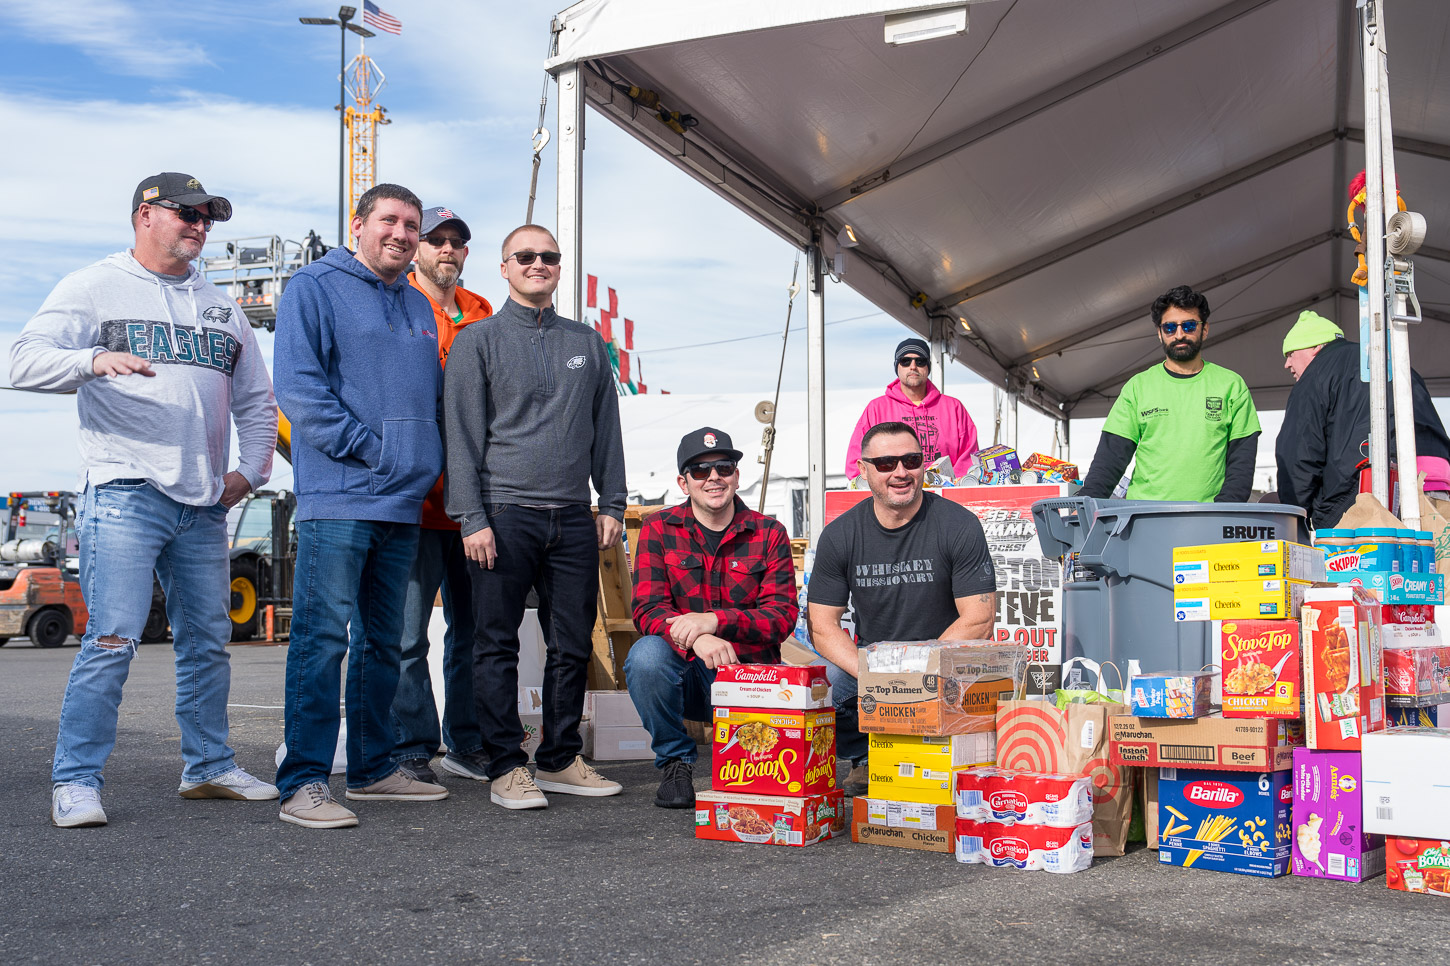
left=711, top=707, right=836, bottom=797
left=1156, top=768, right=1292, bottom=878
left=695, top=789, right=846, bottom=847
left=1302, top=585, right=1385, bottom=752
left=850, top=797, right=956, bottom=853
left=1386, top=837, right=1450, bottom=896
left=710, top=663, right=832, bottom=711
left=1218, top=619, right=1302, bottom=719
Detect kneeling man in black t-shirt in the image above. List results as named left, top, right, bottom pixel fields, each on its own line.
left=807, top=421, right=998, bottom=796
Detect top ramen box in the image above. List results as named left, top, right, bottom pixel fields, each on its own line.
left=710, top=663, right=831, bottom=710
left=1172, top=540, right=1325, bottom=586
left=695, top=789, right=846, bottom=847
left=1218, top=619, right=1302, bottom=719
left=712, top=707, right=836, bottom=797
left=857, top=641, right=1027, bottom=736
left=1110, top=714, right=1302, bottom=772
left=1302, top=585, right=1385, bottom=751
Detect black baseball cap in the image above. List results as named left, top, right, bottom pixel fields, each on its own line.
left=677, top=427, right=743, bottom=472
left=894, top=337, right=930, bottom=370
left=420, top=206, right=471, bottom=242
left=132, top=172, right=232, bottom=222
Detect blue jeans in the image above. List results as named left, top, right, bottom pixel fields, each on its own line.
left=53, top=481, right=235, bottom=788
left=468, top=504, right=597, bottom=778
left=387, top=527, right=481, bottom=761
left=277, top=519, right=419, bottom=800
left=826, top=656, right=868, bottom=765
left=623, top=635, right=715, bottom=767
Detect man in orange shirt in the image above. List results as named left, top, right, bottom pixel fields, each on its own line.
left=390, top=205, right=494, bottom=783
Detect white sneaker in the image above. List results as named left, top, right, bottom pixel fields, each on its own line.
left=52, top=784, right=108, bottom=828
left=178, top=766, right=280, bottom=800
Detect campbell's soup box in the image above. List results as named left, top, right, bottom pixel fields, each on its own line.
left=712, top=707, right=835, bottom=797
left=1386, top=837, right=1450, bottom=896
left=857, top=641, right=1026, bottom=736
left=1302, top=586, right=1385, bottom=751
left=1218, top=619, right=1302, bottom=719
left=710, top=663, right=832, bottom=710
left=1291, top=749, right=1384, bottom=882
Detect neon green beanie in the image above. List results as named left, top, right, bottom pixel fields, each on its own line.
left=1282, top=310, right=1344, bottom=355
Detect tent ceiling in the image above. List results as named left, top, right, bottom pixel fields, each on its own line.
left=549, top=0, right=1450, bottom=418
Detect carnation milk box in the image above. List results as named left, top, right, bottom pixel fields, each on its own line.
left=1157, top=768, right=1292, bottom=878
left=1291, top=749, right=1385, bottom=882
left=954, top=819, right=1094, bottom=873
left=1302, top=585, right=1385, bottom=752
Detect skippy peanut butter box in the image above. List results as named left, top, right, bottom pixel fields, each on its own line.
left=1219, top=619, right=1302, bottom=719
left=712, top=707, right=836, bottom=797
left=857, top=641, right=1027, bottom=736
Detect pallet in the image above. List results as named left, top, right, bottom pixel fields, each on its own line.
left=588, top=505, right=667, bottom=690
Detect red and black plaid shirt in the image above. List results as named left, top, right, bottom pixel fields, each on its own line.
left=631, top=497, right=798, bottom=662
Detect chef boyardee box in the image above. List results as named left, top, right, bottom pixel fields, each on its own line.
left=1157, top=768, right=1292, bottom=878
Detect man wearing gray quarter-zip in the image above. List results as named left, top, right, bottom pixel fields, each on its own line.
left=443, top=223, right=627, bottom=809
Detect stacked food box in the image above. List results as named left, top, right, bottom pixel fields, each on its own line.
left=694, top=664, right=844, bottom=847
left=849, top=640, right=1026, bottom=855
left=952, top=768, right=1095, bottom=873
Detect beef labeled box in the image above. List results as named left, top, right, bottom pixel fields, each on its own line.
left=1302, top=585, right=1385, bottom=751
left=1383, top=643, right=1450, bottom=708
left=1157, top=768, right=1292, bottom=878
left=712, top=707, right=835, bottom=797
left=1171, top=540, right=1325, bottom=585
left=1173, top=579, right=1310, bottom=622
left=1362, top=727, right=1450, bottom=839
left=710, top=663, right=831, bottom=710
left=1291, top=749, right=1385, bottom=882
left=1110, top=714, right=1302, bottom=772
left=1218, top=619, right=1302, bottom=718
left=857, top=641, right=1025, bottom=736
left=695, top=789, right=845, bottom=847
left=1130, top=670, right=1214, bottom=718
left=1386, top=837, right=1450, bottom=896
left=850, top=797, right=955, bottom=853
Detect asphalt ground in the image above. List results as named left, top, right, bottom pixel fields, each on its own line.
left=2, top=639, right=1447, bottom=966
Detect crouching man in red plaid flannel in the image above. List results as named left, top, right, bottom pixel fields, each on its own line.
left=626, top=427, right=799, bottom=808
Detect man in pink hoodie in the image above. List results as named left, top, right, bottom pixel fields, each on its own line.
left=845, top=338, right=980, bottom=481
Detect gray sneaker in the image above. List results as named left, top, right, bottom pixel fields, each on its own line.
left=490, top=766, right=548, bottom=810
left=534, top=756, right=622, bottom=797
left=395, top=757, right=440, bottom=784
left=178, top=766, right=279, bottom=800
left=279, top=782, right=358, bottom=829
left=345, top=768, right=449, bottom=801
left=52, top=783, right=107, bottom=828
left=438, top=750, right=490, bottom=782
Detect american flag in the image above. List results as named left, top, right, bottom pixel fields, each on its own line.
left=363, top=0, right=401, bottom=34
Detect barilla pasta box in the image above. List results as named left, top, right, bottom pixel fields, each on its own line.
left=857, top=641, right=1026, bottom=736
left=1386, top=837, right=1450, bottom=896
left=1362, top=728, right=1450, bottom=839
left=711, top=707, right=836, bottom=797
left=1172, top=540, right=1325, bottom=586
left=1218, top=619, right=1302, bottom=719
left=850, top=797, right=956, bottom=853
left=1383, top=644, right=1450, bottom=709
left=953, top=818, right=1094, bottom=873
left=1389, top=706, right=1440, bottom=727
left=1157, top=768, right=1292, bottom=878
left=1302, top=585, right=1385, bottom=751
left=1130, top=670, right=1214, bottom=718
left=695, top=789, right=846, bottom=847
left=1173, top=579, right=1310, bottom=622
left=710, top=663, right=832, bottom=711
left=954, top=767, right=1094, bottom=827
left=1291, top=749, right=1384, bottom=882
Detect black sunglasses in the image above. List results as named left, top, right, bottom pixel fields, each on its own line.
left=1158, top=320, right=1200, bottom=335
left=860, top=453, right=924, bottom=472
left=506, top=250, right=562, bottom=266
left=150, top=200, right=213, bottom=230
left=898, top=356, right=928, bottom=369
left=683, top=459, right=738, bottom=480
left=424, top=234, right=467, bottom=250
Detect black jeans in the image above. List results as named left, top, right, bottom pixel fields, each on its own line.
left=468, top=504, right=597, bottom=778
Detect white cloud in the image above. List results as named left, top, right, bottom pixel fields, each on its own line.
left=0, top=0, right=210, bottom=77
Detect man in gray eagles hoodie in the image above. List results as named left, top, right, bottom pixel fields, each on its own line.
left=10, top=172, right=278, bottom=828
left=444, top=224, right=627, bottom=809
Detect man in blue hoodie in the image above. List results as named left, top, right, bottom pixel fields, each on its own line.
left=273, top=183, right=448, bottom=829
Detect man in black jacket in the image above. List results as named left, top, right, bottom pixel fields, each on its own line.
left=1275, top=311, right=1450, bottom=529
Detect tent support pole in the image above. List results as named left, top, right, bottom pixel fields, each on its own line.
left=556, top=64, right=584, bottom=321
left=1362, top=3, right=1390, bottom=509
left=930, top=316, right=948, bottom=393
left=806, top=240, right=827, bottom=545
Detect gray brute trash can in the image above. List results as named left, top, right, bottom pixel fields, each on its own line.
left=1032, top=497, right=1309, bottom=675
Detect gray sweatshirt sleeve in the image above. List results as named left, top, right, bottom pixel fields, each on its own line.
left=9, top=272, right=105, bottom=393
left=591, top=337, right=628, bottom=520
left=442, top=326, right=491, bottom=536
left=229, top=315, right=277, bottom=491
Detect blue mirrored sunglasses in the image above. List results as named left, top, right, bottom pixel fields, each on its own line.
left=1159, top=321, right=1200, bottom=335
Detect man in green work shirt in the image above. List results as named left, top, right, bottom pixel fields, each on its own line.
left=1079, top=285, right=1260, bottom=502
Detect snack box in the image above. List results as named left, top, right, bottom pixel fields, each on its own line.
left=867, top=731, right=996, bottom=770
left=1110, top=714, right=1303, bottom=772
left=710, top=663, right=832, bottom=710
left=1383, top=644, right=1450, bottom=708
left=1291, top=749, right=1385, bottom=882
left=1386, top=837, right=1450, bottom=896
left=954, top=818, right=1094, bottom=873
left=1022, top=452, right=1079, bottom=483
left=711, top=707, right=836, bottom=797
left=1218, top=619, right=1302, bottom=719
left=866, top=759, right=963, bottom=806
left=1130, top=670, right=1215, bottom=718
left=1173, top=579, right=1310, bottom=622
left=857, top=641, right=1026, bottom=736
left=1156, top=768, right=1292, bottom=878
left=695, top=789, right=845, bottom=847
left=1302, top=585, right=1385, bottom=751
left=1172, top=540, right=1325, bottom=586
left=850, top=797, right=956, bottom=853
left=975, top=444, right=1021, bottom=478
left=1325, top=569, right=1445, bottom=605
left=954, top=767, right=1094, bottom=827
left=1362, top=727, right=1450, bottom=839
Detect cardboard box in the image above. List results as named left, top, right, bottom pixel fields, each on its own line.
left=1383, top=644, right=1450, bottom=708
left=850, top=796, right=955, bottom=852
left=586, top=725, right=653, bottom=760
left=1362, top=727, right=1450, bottom=839
left=1146, top=769, right=1160, bottom=850
left=975, top=444, right=1021, bottom=479
left=1110, top=714, right=1302, bottom=772
left=1386, top=837, right=1450, bottom=896
left=1291, top=749, right=1385, bottom=882
left=695, top=789, right=846, bottom=847
left=1172, top=540, right=1325, bottom=585
left=1157, top=768, right=1292, bottom=878
left=1389, top=705, right=1441, bottom=727
left=1218, top=619, right=1302, bottom=719
left=1324, top=569, right=1445, bottom=605
left=584, top=690, right=644, bottom=728
left=1173, top=579, right=1310, bottom=622
left=520, top=713, right=542, bottom=762
left=1130, top=670, right=1214, bottom=718
left=710, top=663, right=831, bottom=710
left=954, top=818, right=1094, bottom=872
left=857, top=641, right=1025, bottom=736
left=711, top=706, right=835, bottom=797
left=867, top=732, right=995, bottom=770
left=1302, top=585, right=1385, bottom=751
left=866, top=759, right=962, bottom=806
